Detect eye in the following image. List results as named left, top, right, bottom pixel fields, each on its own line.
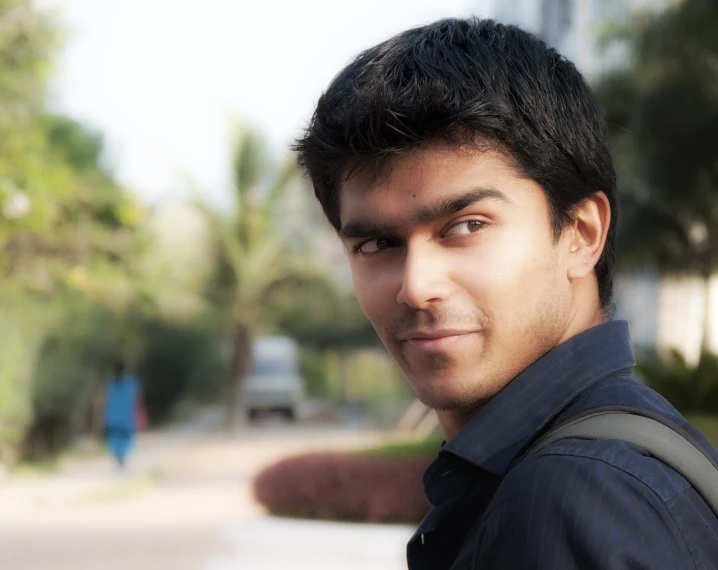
left=443, top=219, right=484, bottom=237
left=353, top=237, right=399, bottom=254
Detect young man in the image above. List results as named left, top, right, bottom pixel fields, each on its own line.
left=296, top=17, right=718, bottom=569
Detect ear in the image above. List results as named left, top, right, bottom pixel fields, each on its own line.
left=566, top=192, right=611, bottom=281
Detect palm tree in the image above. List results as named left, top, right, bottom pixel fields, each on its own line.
left=196, top=123, right=325, bottom=427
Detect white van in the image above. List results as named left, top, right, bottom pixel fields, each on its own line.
left=242, top=336, right=304, bottom=422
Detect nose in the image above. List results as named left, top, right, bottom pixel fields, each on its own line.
left=396, top=243, right=452, bottom=309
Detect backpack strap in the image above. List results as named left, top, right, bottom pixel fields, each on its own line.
left=526, top=410, right=718, bottom=518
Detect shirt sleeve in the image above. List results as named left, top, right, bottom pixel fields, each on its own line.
left=472, top=443, right=699, bottom=569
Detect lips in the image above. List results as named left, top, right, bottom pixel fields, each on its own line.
left=397, top=329, right=475, bottom=341
left=395, top=329, right=478, bottom=353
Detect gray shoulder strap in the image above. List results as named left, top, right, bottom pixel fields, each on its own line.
left=529, top=411, right=718, bottom=518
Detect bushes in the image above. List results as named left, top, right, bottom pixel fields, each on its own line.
left=0, top=287, right=57, bottom=464
left=16, top=293, right=229, bottom=461
left=637, top=348, right=718, bottom=415
left=685, top=414, right=718, bottom=447
left=299, top=347, right=331, bottom=398
left=253, top=436, right=441, bottom=524
left=25, top=301, right=121, bottom=458
left=360, top=436, right=443, bottom=459
left=253, top=452, right=432, bottom=524
left=135, top=317, right=228, bottom=424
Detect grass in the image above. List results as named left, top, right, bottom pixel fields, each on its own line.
left=12, top=457, right=60, bottom=478
left=358, top=436, right=444, bottom=458
left=685, top=414, right=718, bottom=448
left=14, top=437, right=106, bottom=478
left=75, top=468, right=163, bottom=504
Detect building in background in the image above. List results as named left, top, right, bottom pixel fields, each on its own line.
left=484, top=0, right=675, bottom=79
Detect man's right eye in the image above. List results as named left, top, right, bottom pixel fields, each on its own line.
left=354, top=237, right=398, bottom=254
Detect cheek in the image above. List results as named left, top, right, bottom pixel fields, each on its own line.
left=457, top=227, right=555, bottom=308
left=349, top=261, right=395, bottom=325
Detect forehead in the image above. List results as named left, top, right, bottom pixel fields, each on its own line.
left=338, top=146, right=546, bottom=227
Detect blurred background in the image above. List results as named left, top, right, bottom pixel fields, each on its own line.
left=0, top=0, right=716, bottom=568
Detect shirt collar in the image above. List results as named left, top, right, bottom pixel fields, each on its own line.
left=441, top=320, right=636, bottom=477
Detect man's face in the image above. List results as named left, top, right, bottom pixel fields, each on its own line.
left=339, top=146, right=575, bottom=411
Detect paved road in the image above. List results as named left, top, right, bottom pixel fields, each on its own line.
left=0, top=410, right=416, bottom=569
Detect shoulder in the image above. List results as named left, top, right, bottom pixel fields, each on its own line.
left=475, top=440, right=703, bottom=568
left=561, top=374, right=681, bottom=421
left=559, top=374, right=718, bottom=464
left=511, top=437, right=693, bottom=505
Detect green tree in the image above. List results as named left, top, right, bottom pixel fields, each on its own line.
left=596, top=0, right=718, bottom=349
left=0, top=0, right=65, bottom=284
left=0, top=2, right=158, bottom=464
left=197, top=124, right=327, bottom=427
left=16, top=116, right=143, bottom=288
left=265, top=274, right=379, bottom=351
left=0, top=0, right=58, bottom=128
left=0, top=1, right=141, bottom=290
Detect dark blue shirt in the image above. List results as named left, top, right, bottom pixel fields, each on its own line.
left=407, top=321, right=718, bottom=569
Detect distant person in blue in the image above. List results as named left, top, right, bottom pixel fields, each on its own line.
left=104, top=361, right=141, bottom=468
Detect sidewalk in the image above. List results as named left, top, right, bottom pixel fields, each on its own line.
left=0, top=407, right=417, bottom=569
left=208, top=517, right=414, bottom=570
left=0, top=407, right=225, bottom=526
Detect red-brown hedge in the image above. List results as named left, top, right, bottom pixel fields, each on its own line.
left=253, top=452, right=432, bottom=523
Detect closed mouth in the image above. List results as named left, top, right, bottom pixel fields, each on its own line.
left=397, top=330, right=476, bottom=342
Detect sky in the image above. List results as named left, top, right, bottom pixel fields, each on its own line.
left=48, top=0, right=493, bottom=207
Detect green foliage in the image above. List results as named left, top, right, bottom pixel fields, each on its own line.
left=0, top=1, right=226, bottom=463
left=685, top=414, right=718, bottom=448
left=20, top=301, right=229, bottom=460
left=0, top=285, right=58, bottom=463
left=298, top=347, right=410, bottom=403
left=0, top=113, right=145, bottom=293
left=0, top=0, right=146, bottom=460
left=0, top=0, right=59, bottom=128
left=636, top=349, right=718, bottom=415
left=199, top=123, right=320, bottom=327
left=595, top=0, right=718, bottom=278
left=340, top=348, right=411, bottom=403
left=23, top=296, right=121, bottom=459
left=266, top=275, right=380, bottom=350
left=32, top=300, right=119, bottom=417
left=358, top=436, right=444, bottom=459
left=195, top=122, right=336, bottom=426
left=136, top=316, right=229, bottom=424
left=299, top=347, right=331, bottom=398
left=42, top=114, right=104, bottom=175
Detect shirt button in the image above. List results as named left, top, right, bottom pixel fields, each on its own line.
left=421, top=534, right=425, bottom=545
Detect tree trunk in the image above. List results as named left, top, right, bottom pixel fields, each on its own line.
left=338, top=349, right=349, bottom=404
left=702, top=269, right=714, bottom=353
left=227, top=322, right=252, bottom=430
left=89, top=381, right=106, bottom=438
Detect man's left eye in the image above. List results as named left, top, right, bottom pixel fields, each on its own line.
left=444, top=220, right=484, bottom=237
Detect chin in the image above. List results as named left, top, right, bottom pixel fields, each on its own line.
left=418, top=392, right=489, bottom=412
left=411, top=376, right=495, bottom=412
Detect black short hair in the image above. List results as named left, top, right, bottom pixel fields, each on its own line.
left=113, top=360, right=126, bottom=378
left=295, top=17, right=618, bottom=312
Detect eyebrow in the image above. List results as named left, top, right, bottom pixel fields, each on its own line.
left=338, top=187, right=511, bottom=240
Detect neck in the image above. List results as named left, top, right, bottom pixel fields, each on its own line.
left=437, top=407, right=482, bottom=441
